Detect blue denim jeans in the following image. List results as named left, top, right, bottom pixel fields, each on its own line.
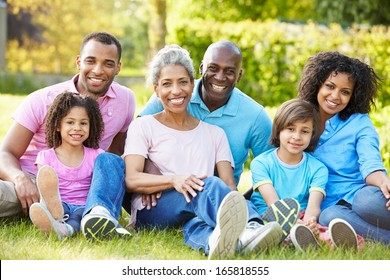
left=86, top=153, right=262, bottom=254
left=136, top=176, right=262, bottom=255
left=181, top=200, right=262, bottom=254
left=83, top=153, right=126, bottom=221
left=62, top=202, right=84, bottom=232
left=319, top=186, right=390, bottom=244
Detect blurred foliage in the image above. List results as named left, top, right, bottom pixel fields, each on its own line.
left=371, top=106, right=390, bottom=171
left=166, top=0, right=315, bottom=23
left=6, top=0, right=149, bottom=74
left=0, top=72, right=43, bottom=94
left=4, top=0, right=390, bottom=107
left=315, top=0, right=390, bottom=25
left=169, top=20, right=390, bottom=107
left=166, top=0, right=390, bottom=26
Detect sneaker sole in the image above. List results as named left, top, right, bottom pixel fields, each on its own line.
left=30, top=203, right=53, bottom=234
left=329, top=218, right=358, bottom=250
left=291, top=224, right=320, bottom=252
left=82, top=216, right=117, bottom=240
left=208, top=192, right=248, bottom=260
left=36, top=165, right=64, bottom=219
left=263, top=198, right=300, bottom=240
left=241, top=221, right=283, bottom=255
left=29, top=203, right=68, bottom=239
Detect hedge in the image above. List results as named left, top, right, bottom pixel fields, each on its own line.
left=169, top=19, right=390, bottom=107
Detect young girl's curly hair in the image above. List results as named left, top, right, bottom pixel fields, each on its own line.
left=45, top=91, right=104, bottom=149
left=298, top=51, right=381, bottom=120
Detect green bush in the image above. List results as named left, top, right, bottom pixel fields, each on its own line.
left=169, top=20, right=390, bottom=107
left=371, top=106, right=390, bottom=171
left=0, top=72, right=44, bottom=95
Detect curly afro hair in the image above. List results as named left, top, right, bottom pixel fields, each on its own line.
left=45, top=91, right=104, bottom=149
left=298, top=51, right=381, bottom=120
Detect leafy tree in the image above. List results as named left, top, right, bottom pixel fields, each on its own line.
left=314, top=0, right=390, bottom=25
left=108, top=0, right=150, bottom=70
left=7, top=7, right=42, bottom=46
left=147, top=0, right=167, bottom=58
left=6, top=0, right=390, bottom=76
left=6, top=0, right=150, bottom=73
left=167, top=0, right=390, bottom=27
left=166, top=0, right=315, bottom=22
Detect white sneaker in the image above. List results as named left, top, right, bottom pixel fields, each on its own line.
left=290, top=224, right=320, bottom=252
left=237, top=221, right=283, bottom=255
left=115, top=225, right=132, bottom=239
left=329, top=218, right=358, bottom=250
left=208, top=192, right=247, bottom=260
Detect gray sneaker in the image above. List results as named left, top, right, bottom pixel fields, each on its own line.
left=208, top=191, right=248, bottom=260
left=237, top=221, right=283, bottom=255
left=81, top=214, right=132, bottom=240
left=290, top=224, right=320, bottom=252
left=263, top=198, right=300, bottom=240
left=329, top=218, right=358, bottom=250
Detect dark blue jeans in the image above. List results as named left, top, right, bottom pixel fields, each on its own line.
left=62, top=202, right=84, bottom=232
left=84, top=152, right=262, bottom=253
left=319, top=186, right=390, bottom=244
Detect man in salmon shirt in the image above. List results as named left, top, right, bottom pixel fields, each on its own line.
left=0, top=31, right=135, bottom=232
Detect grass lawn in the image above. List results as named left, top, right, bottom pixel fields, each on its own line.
left=0, top=92, right=389, bottom=262
left=1, top=211, right=389, bottom=260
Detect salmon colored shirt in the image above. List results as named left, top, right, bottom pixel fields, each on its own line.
left=12, top=74, right=135, bottom=175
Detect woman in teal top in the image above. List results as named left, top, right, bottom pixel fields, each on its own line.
left=298, top=51, right=390, bottom=244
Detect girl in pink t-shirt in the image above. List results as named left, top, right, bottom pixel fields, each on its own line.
left=29, top=91, right=104, bottom=239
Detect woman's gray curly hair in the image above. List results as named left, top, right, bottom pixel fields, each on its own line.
left=148, top=44, right=195, bottom=85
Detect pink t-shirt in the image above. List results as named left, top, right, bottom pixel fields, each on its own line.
left=123, top=115, right=234, bottom=176
left=35, top=147, right=104, bottom=205
left=12, top=74, right=135, bottom=175
left=123, top=115, right=234, bottom=227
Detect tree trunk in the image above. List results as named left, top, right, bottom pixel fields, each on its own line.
left=148, top=0, right=166, bottom=59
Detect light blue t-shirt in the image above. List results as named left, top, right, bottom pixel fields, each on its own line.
left=312, top=113, right=386, bottom=210
left=250, top=148, right=328, bottom=215
left=140, top=79, right=273, bottom=185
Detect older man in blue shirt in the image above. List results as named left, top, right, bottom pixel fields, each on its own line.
left=140, top=40, right=272, bottom=186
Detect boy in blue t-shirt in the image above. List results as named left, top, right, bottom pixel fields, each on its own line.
left=251, top=98, right=360, bottom=251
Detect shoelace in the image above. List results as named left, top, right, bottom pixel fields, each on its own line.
left=246, top=221, right=261, bottom=230
left=58, top=214, right=73, bottom=236
left=58, top=214, right=70, bottom=224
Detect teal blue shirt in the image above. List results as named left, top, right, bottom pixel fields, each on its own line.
left=140, top=79, right=273, bottom=184
left=312, top=113, right=386, bottom=209
left=250, top=148, right=328, bottom=215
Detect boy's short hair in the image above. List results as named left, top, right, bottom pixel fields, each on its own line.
left=270, top=98, right=320, bottom=152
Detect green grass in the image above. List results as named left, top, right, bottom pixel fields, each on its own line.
left=0, top=92, right=389, bottom=260
left=118, top=67, right=146, bottom=77
left=0, top=94, right=25, bottom=144
left=130, top=81, right=154, bottom=116
left=1, top=214, right=389, bottom=260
